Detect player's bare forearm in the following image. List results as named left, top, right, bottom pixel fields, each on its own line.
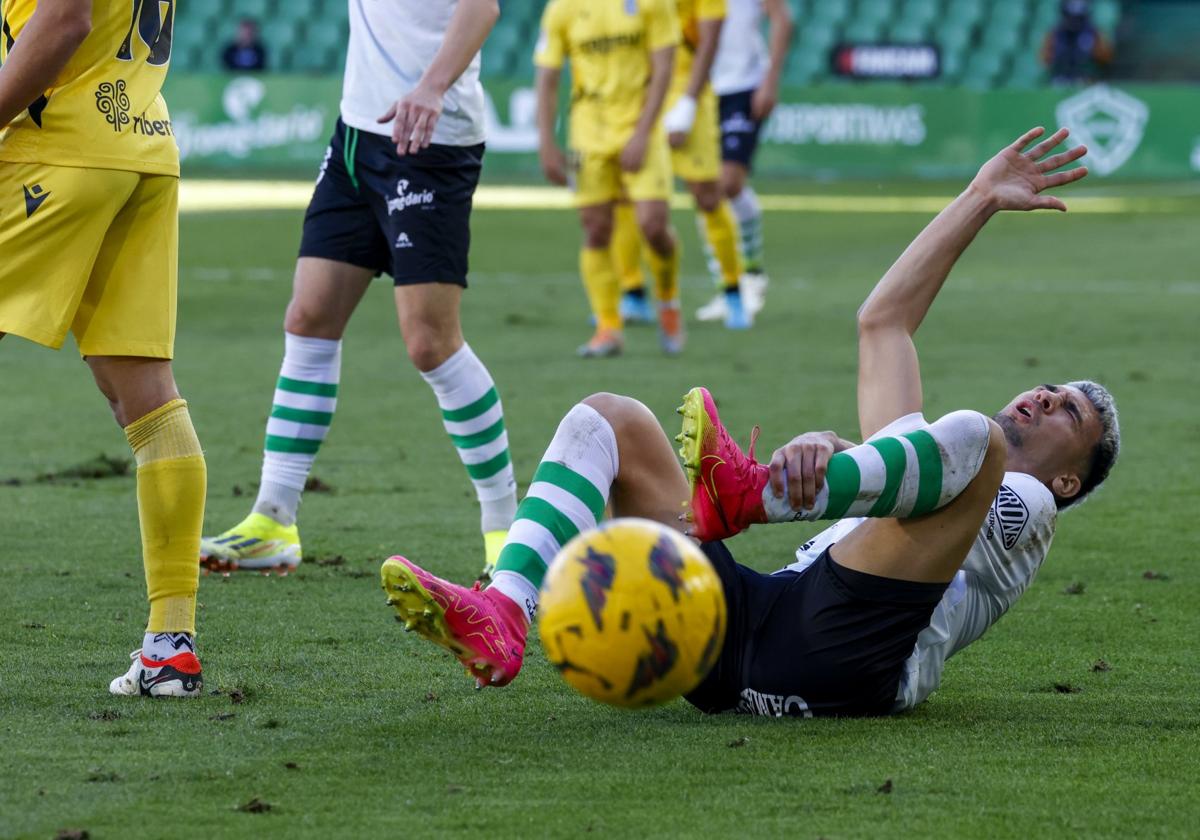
left=535, top=66, right=560, bottom=154
left=763, top=0, right=793, bottom=89
left=419, top=0, right=499, bottom=95
left=535, top=66, right=566, bottom=185
left=855, top=126, right=1089, bottom=438
left=0, top=0, right=91, bottom=129
left=634, top=46, right=675, bottom=138
left=685, top=19, right=723, bottom=99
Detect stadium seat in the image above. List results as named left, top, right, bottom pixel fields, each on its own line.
left=784, top=49, right=825, bottom=84
left=896, top=0, right=942, bottom=29
left=809, top=0, right=851, bottom=27
left=981, top=24, right=1022, bottom=56
left=944, top=0, right=985, bottom=29
left=961, top=50, right=1005, bottom=88
left=889, top=18, right=930, bottom=43
left=855, top=0, right=894, bottom=28
left=226, top=0, right=273, bottom=21
left=842, top=18, right=885, bottom=43
left=935, top=20, right=974, bottom=54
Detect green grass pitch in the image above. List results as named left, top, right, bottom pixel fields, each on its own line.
left=1, top=185, right=1198, bottom=838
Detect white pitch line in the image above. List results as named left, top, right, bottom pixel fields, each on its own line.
left=178, top=181, right=1200, bottom=215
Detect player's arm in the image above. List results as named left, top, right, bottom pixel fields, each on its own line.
left=752, top=0, right=795, bottom=120
left=0, top=0, right=92, bottom=129
left=533, top=1, right=569, bottom=186
left=377, top=0, right=500, bottom=155
left=535, top=65, right=567, bottom=185
left=855, top=127, right=1089, bottom=439
left=665, top=9, right=723, bottom=145
left=621, top=44, right=675, bottom=172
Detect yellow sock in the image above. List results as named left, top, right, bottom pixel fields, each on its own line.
left=580, top=246, right=622, bottom=331
left=701, top=201, right=743, bottom=290
left=125, top=399, right=206, bottom=635
left=645, top=236, right=680, bottom=303
left=611, top=202, right=646, bottom=294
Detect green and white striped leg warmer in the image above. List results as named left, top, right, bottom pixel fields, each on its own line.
left=730, top=186, right=764, bottom=274
left=762, top=410, right=992, bottom=523
left=254, top=332, right=341, bottom=526
left=421, top=344, right=518, bottom=534
left=488, top=403, right=618, bottom=622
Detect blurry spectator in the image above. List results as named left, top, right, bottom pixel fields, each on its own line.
left=222, top=18, right=267, bottom=72
left=1041, top=0, right=1112, bottom=83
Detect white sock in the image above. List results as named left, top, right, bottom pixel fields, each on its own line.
left=421, top=343, right=518, bottom=534
left=762, top=411, right=992, bottom=522
left=142, top=631, right=195, bottom=661
left=254, top=332, right=341, bottom=527
left=729, top=186, right=764, bottom=273
left=488, top=403, right=619, bottom=622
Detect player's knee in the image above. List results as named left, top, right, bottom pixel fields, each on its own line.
left=691, top=182, right=721, bottom=213
left=582, top=392, right=654, bottom=437
left=581, top=216, right=613, bottom=249
left=284, top=299, right=337, bottom=337
left=638, top=215, right=670, bottom=250
left=721, top=169, right=746, bottom=200
left=980, top=417, right=1008, bottom=481
left=403, top=328, right=457, bottom=372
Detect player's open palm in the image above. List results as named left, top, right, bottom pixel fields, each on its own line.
left=971, top=126, right=1089, bottom=212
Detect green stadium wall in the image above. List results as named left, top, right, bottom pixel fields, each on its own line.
left=165, top=75, right=1200, bottom=181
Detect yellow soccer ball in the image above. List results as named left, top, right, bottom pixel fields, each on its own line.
left=539, top=518, right=726, bottom=709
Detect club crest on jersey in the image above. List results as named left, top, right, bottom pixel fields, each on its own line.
left=387, top=179, right=435, bottom=215
left=95, top=80, right=131, bottom=133
left=624, top=0, right=638, bottom=14
left=989, top=484, right=1030, bottom=550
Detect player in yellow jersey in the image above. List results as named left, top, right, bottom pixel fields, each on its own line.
left=0, top=0, right=207, bottom=697
left=615, top=0, right=752, bottom=331
left=535, top=0, right=685, bottom=357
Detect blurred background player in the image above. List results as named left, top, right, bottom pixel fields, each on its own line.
left=0, top=0, right=206, bottom=696
left=614, top=0, right=753, bottom=331
left=201, top=0, right=518, bottom=581
left=696, top=0, right=792, bottom=324
left=535, top=0, right=683, bottom=358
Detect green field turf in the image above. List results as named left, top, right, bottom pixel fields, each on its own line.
left=2, top=186, right=1198, bottom=838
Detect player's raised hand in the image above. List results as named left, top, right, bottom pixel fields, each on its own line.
left=378, top=81, right=443, bottom=157
left=768, top=431, right=839, bottom=512
left=969, top=126, right=1089, bottom=212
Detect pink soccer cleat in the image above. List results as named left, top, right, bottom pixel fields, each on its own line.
left=676, top=386, right=769, bottom=542
left=380, top=556, right=527, bottom=687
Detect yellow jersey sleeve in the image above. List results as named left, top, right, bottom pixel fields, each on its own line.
left=0, top=0, right=179, bottom=176
left=697, top=0, right=726, bottom=22
left=534, top=0, right=568, bottom=69
left=645, top=0, right=682, bottom=53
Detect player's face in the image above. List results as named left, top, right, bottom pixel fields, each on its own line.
left=994, top=383, right=1102, bottom=502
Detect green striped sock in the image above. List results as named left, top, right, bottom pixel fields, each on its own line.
left=489, top=404, right=618, bottom=616
left=762, top=410, right=992, bottom=523
left=422, top=344, right=517, bottom=534
left=255, top=333, right=341, bottom=525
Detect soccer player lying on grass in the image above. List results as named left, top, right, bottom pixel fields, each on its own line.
left=380, top=127, right=1120, bottom=715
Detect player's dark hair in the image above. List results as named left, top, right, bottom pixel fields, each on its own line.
left=1059, top=380, right=1119, bottom=510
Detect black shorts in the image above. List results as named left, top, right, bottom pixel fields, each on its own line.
left=298, top=119, right=484, bottom=286
left=718, top=89, right=764, bottom=169
left=685, top=543, right=946, bottom=718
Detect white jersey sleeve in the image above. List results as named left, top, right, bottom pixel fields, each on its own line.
left=711, top=0, right=770, bottom=96
left=340, top=0, right=487, bottom=146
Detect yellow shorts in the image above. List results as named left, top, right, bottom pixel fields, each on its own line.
left=569, top=131, right=673, bottom=208
left=669, top=87, right=721, bottom=183
left=0, top=162, right=178, bottom=358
